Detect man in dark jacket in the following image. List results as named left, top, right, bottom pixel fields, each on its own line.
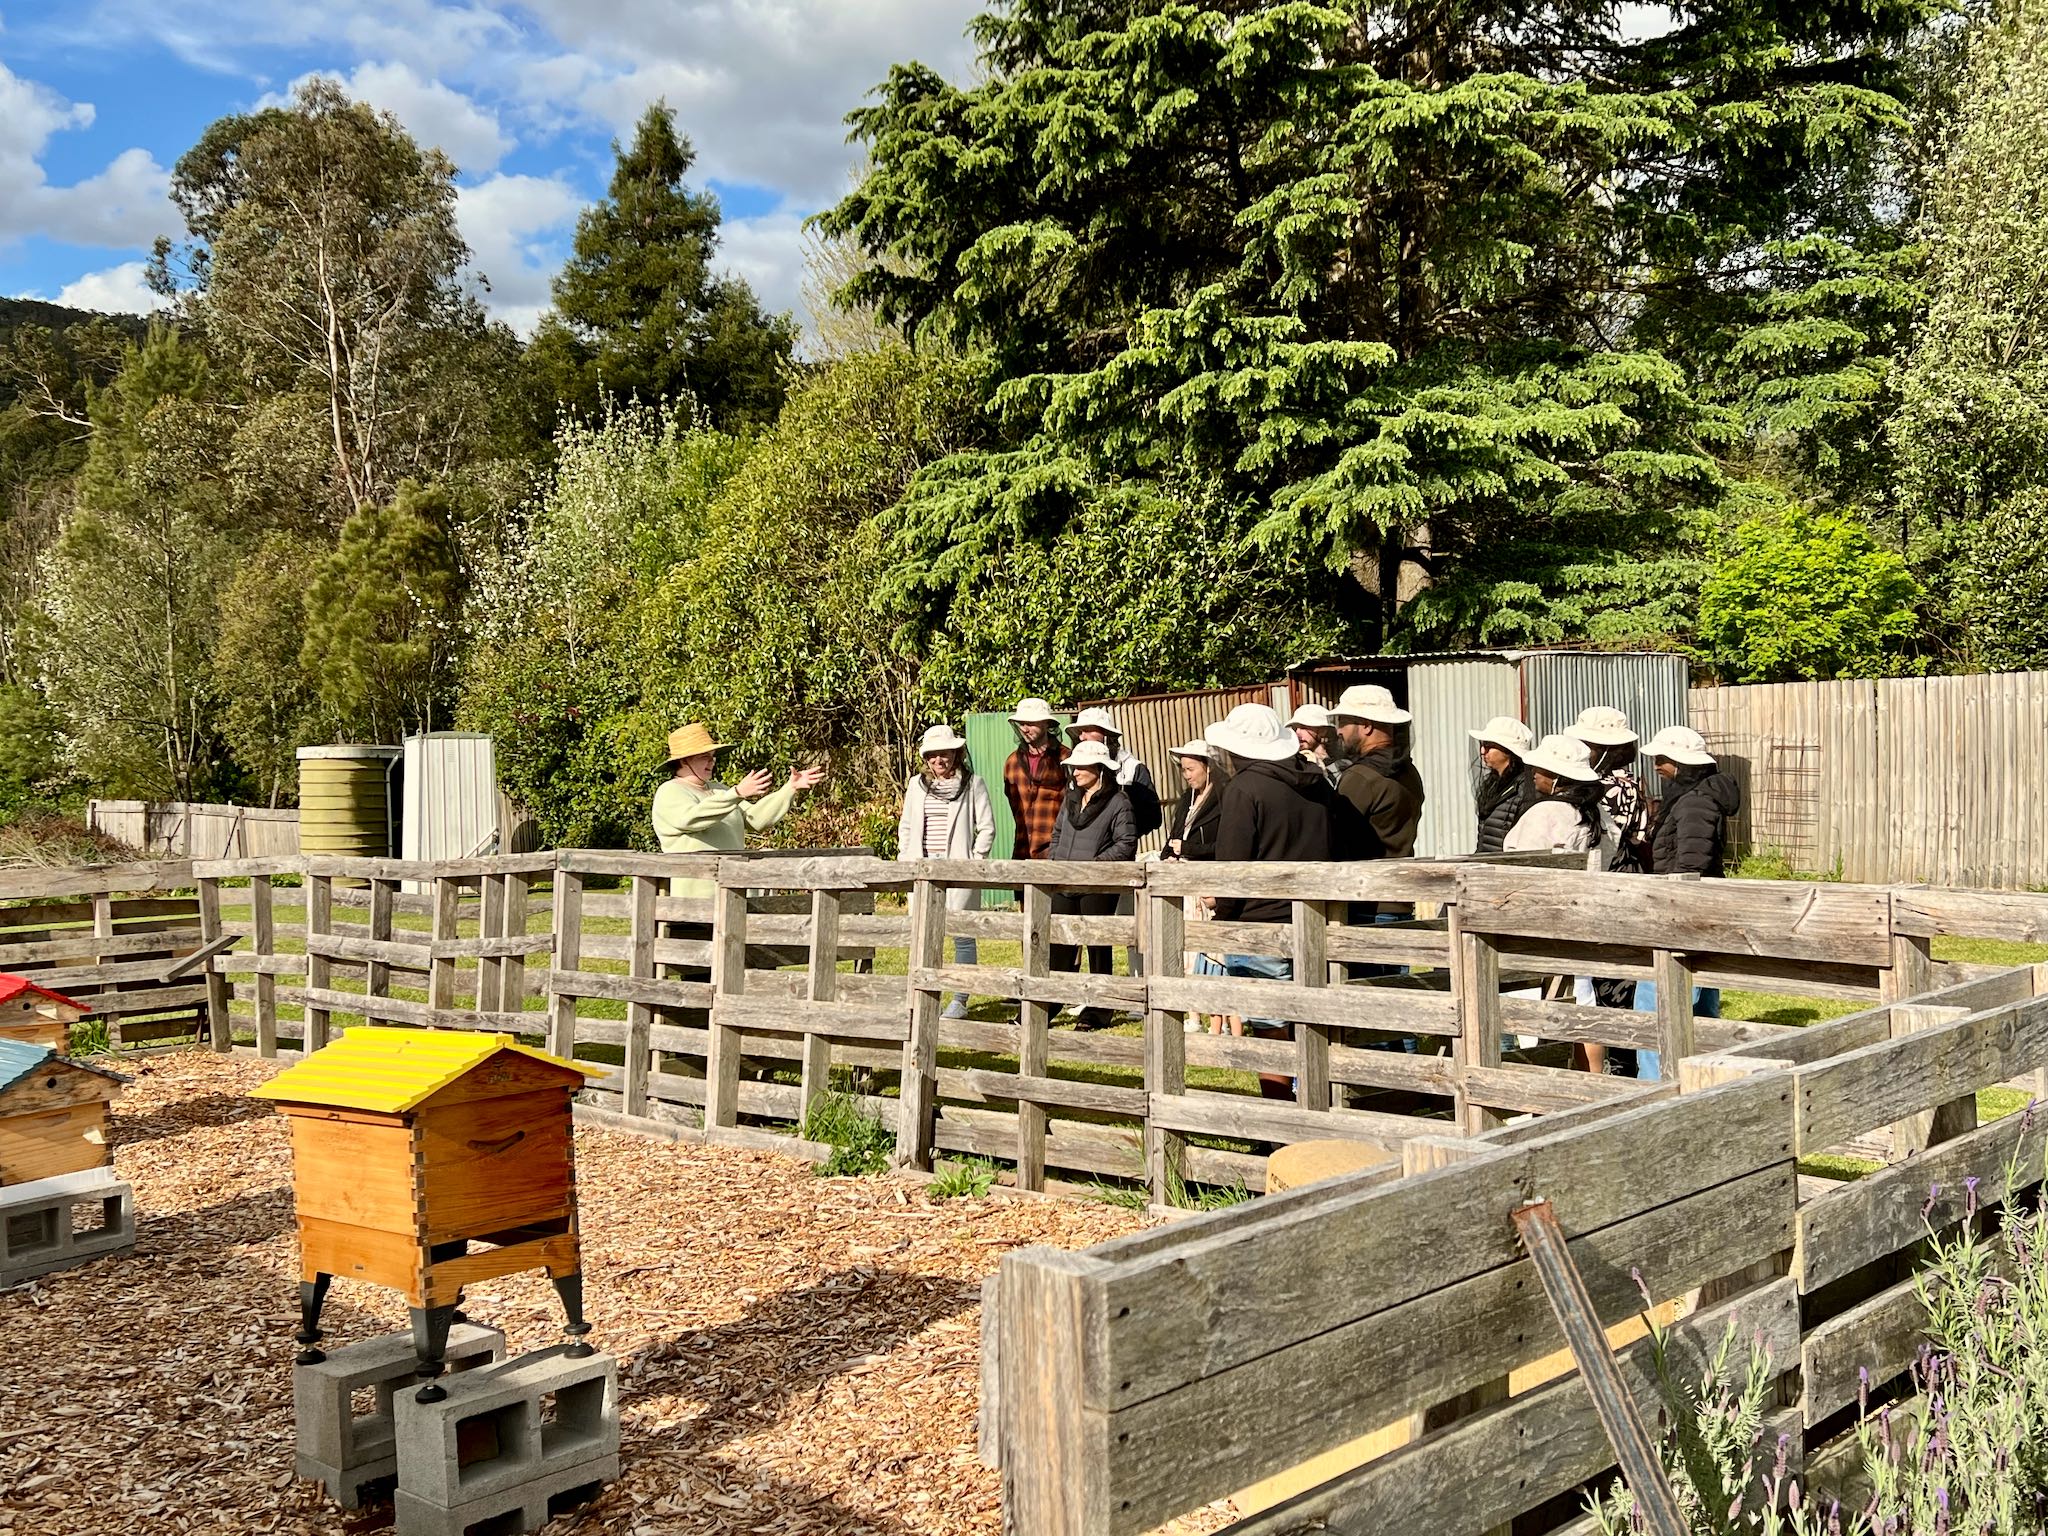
left=1631, top=725, right=1743, bottom=1076
left=1202, top=704, right=1334, bottom=1097
left=1328, top=684, right=1427, bottom=994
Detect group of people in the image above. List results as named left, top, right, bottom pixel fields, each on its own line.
left=647, top=688, right=1743, bottom=1079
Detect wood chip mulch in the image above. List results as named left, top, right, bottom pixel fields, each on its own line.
left=0, top=1051, right=1235, bottom=1535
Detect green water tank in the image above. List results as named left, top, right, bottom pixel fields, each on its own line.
left=296, top=746, right=402, bottom=871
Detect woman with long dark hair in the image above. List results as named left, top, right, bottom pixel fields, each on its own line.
left=1469, top=716, right=1534, bottom=855
left=1502, top=734, right=1604, bottom=854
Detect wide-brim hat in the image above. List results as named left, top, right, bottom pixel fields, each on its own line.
left=1285, top=703, right=1333, bottom=731
left=1467, top=716, right=1534, bottom=758
left=1204, top=702, right=1298, bottom=762
left=1523, top=733, right=1601, bottom=782
left=917, top=724, right=968, bottom=755
left=1167, top=738, right=1212, bottom=761
left=1066, top=705, right=1120, bottom=739
left=1329, top=683, right=1412, bottom=726
left=1643, top=725, right=1715, bottom=767
left=1009, top=696, right=1058, bottom=725
left=661, top=722, right=728, bottom=768
left=1065, top=741, right=1118, bottom=771
left=1569, top=706, right=1639, bottom=748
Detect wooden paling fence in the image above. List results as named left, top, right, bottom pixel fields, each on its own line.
left=986, top=875, right=2048, bottom=1536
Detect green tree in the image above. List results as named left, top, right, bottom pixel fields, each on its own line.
left=301, top=481, right=464, bottom=742
left=212, top=530, right=332, bottom=804
left=823, top=0, right=1939, bottom=649
left=27, top=329, right=236, bottom=799
left=1891, top=0, right=2048, bottom=658
left=1697, top=505, right=1922, bottom=682
left=151, top=78, right=516, bottom=518
left=1958, top=487, right=2048, bottom=672
left=526, top=105, right=795, bottom=430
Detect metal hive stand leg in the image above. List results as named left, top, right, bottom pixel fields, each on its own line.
left=296, top=1273, right=333, bottom=1365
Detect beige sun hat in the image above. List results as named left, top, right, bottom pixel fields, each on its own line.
left=1568, top=706, right=1639, bottom=748
left=1328, top=683, right=1413, bottom=725
left=1467, top=716, right=1534, bottom=757
left=1284, top=703, right=1333, bottom=731
left=917, top=724, right=967, bottom=756
left=1643, top=725, right=1716, bottom=767
left=1065, top=740, right=1118, bottom=771
left=1523, top=733, right=1601, bottom=783
left=1167, top=738, right=1213, bottom=761
left=660, top=722, right=728, bottom=769
left=1066, top=705, right=1120, bottom=738
left=1204, top=703, right=1299, bottom=762
left=1008, top=696, right=1059, bottom=725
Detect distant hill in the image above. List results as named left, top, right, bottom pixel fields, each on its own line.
left=0, top=296, right=151, bottom=343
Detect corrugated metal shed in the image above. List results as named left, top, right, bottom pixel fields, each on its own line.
left=401, top=733, right=500, bottom=882
left=1286, top=650, right=1692, bottom=857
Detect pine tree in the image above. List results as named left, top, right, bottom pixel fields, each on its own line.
left=822, top=0, right=1938, bottom=650
left=527, top=105, right=796, bottom=429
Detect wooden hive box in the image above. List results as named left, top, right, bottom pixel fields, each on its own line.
left=0, top=1039, right=128, bottom=1186
left=253, top=1027, right=601, bottom=1393
left=0, top=974, right=88, bottom=1052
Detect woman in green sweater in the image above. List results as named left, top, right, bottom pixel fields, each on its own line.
left=651, top=723, right=826, bottom=898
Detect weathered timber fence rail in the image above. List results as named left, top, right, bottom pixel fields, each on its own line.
left=987, top=957, right=2048, bottom=1536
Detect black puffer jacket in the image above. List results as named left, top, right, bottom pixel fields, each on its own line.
left=1650, top=768, right=1742, bottom=877
left=1212, top=756, right=1334, bottom=922
left=1473, top=763, right=1530, bottom=855
left=1048, top=782, right=1138, bottom=863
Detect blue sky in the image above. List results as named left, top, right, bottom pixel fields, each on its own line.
left=0, top=1, right=978, bottom=334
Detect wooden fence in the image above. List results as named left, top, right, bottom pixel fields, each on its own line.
left=985, top=875, right=2048, bottom=1536
left=87, top=799, right=300, bottom=859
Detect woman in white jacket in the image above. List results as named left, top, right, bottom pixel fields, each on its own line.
left=897, top=724, right=996, bottom=1018
left=1502, top=734, right=1605, bottom=855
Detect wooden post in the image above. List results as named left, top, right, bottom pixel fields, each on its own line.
left=705, top=883, right=749, bottom=1131
left=1652, top=948, right=1696, bottom=1073
left=1455, top=913, right=1504, bottom=1134
left=623, top=874, right=657, bottom=1119
left=91, top=894, right=114, bottom=1042
left=251, top=876, right=277, bottom=1057
left=800, top=888, right=842, bottom=1121
left=1884, top=929, right=1935, bottom=1003
left=477, top=873, right=506, bottom=1014
left=547, top=869, right=584, bottom=1060
left=304, top=874, right=333, bottom=1053
left=1018, top=883, right=1054, bottom=1191
left=995, top=1249, right=1110, bottom=1536
left=502, top=871, right=532, bottom=1023
left=1293, top=898, right=1330, bottom=1111
left=1891, top=1003, right=1978, bottom=1160
left=366, top=878, right=394, bottom=998
left=1145, top=889, right=1188, bottom=1205
left=427, top=876, right=460, bottom=1013
left=895, top=875, right=946, bottom=1169
left=196, top=877, right=230, bottom=1051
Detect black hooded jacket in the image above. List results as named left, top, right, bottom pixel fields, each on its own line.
left=1212, top=756, right=1334, bottom=922
left=1650, top=767, right=1742, bottom=877
left=1335, top=749, right=1426, bottom=862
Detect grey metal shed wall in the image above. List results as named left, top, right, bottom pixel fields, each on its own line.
left=1077, top=684, right=1272, bottom=855
left=1405, top=659, right=1520, bottom=857
left=1521, top=651, right=1691, bottom=782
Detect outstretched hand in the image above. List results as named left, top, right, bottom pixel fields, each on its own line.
left=736, top=768, right=775, bottom=800
left=791, top=763, right=828, bottom=793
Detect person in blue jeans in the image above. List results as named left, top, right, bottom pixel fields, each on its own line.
left=1628, top=725, right=1741, bottom=1079
left=1201, top=704, right=1333, bottom=1100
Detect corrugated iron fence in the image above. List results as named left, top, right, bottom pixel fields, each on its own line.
left=1690, top=671, right=2048, bottom=887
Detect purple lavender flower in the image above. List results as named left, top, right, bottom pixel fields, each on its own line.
left=1965, top=1174, right=1981, bottom=1216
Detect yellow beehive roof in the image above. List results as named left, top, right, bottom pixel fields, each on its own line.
left=251, top=1026, right=595, bottom=1114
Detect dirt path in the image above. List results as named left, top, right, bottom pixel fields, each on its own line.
left=0, top=1050, right=1228, bottom=1535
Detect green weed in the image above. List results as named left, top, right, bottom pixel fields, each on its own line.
left=802, top=1089, right=895, bottom=1177
left=928, top=1156, right=1001, bottom=1200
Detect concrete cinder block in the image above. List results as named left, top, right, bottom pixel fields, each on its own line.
left=295, top=1325, right=505, bottom=1508
left=0, top=1169, right=134, bottom=1287
left=394, top=1346, right=619, bottom=1510
left=392, top=1451, right=617, bottom=1536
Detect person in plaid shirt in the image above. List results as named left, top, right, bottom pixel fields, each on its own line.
left=1002, top=697, right=1068, bottom=859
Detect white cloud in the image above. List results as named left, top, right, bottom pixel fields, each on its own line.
left=0, top=62, right=174, bottom=248
left=717, top=208, right=808, bottom=324
left=455, top=171, right=583, bottom=334
left=53, top=261, right=171, bottom=315
left=264, top=61, right=513, bottom=173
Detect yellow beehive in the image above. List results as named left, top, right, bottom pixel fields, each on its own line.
left=253, top=1027, right=600, bottom=1389
left=0, top=1040, right=127, bottom=1186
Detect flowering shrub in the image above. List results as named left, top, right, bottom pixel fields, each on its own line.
left=1590, top=1130, right=2048, bottom=1534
